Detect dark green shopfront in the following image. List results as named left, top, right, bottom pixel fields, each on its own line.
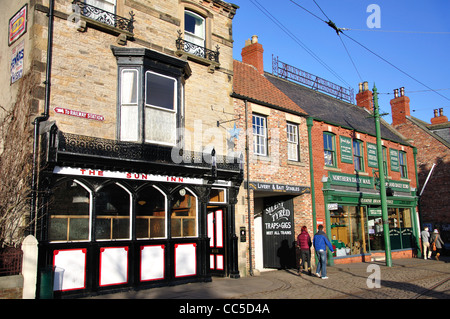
left=322, top=172, right=420, bottom=264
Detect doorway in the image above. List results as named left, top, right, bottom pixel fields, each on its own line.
left=207, top=208, right=226, bottom=276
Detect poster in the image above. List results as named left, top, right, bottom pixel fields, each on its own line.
left=9, top=4, right=27, bottom=46
left=10, top=40, right=24, bottom=84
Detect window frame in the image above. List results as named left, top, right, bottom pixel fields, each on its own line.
left=184, top=10, right=206, bottom=48
left=353, top=139, right=365, bottom=172
left=286, top=122, right=300, bottom=161
left=399, top=151, right=408, bottom=178
left=323, top=132, right=336, bottom=167
left=252, top=114, right=268, bottom=156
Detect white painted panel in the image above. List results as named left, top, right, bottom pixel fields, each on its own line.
left=215, top=210, right=223, bottom=248
left=53, top=249, right=86, bottom=291
left=99, top=247, right=128, bottom=286
left=216, top=255, right=224, bottom=270
left=140, top=245, right=165, bottom=281
left=207, top=212, right=214, bottom=247
left=210, top=254, right=214, bottom=269
left=175, top=243, right=196, bottom=277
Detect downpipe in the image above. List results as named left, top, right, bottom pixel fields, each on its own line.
left=30, top=0, right=54, bottom=236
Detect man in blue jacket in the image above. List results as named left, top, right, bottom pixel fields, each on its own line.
left=313, top=225, right=334, bottom=279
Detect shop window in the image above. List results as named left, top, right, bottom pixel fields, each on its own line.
left=330, top=206, right=368, bottom=257
left=48, top=180, right=91, bottom=242
left=399, top=151, right=408, bottom=178
left=136, top=186, right=167, bottom=239
left=287, top=122, right=299, bottom=161
left=95, top=183, right=131, bottom=240
left=323, top=132, right=336, bottom=167
left=353, top=139, right=364, bottom=172
left=253, top=114, right=267, bottom=156
left=171, top=189, right=197, bottom=237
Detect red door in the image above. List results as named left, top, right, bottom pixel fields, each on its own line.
left=207, top=209, right=226, bottom=275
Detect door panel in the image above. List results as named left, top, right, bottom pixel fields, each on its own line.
left=207, top=209, right=226, bottom=275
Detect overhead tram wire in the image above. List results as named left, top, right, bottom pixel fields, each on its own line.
left=290, top=0, right=450, bottom=103
left=249, top=0, right=352, bottom=88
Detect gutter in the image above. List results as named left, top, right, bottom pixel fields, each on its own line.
left=30, top=0, right=54, bottom=236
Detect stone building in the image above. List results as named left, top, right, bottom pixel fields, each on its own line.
left=1, top=0, right=243, bottom=297
left=232, top=36, right=313, bottom=275
left=390, top=89, right=450, bottom=244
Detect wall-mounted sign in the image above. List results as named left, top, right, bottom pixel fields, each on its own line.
left=339, top=136, right=353, bottom=164
left=10, top=40, right=24, bottom=84
left=389, top=148, right=400, bottom=172
left=54, top=107, right=105, bottom=121
left=9, top=4, right=27, bottom=46
left=246, top=181, right=309, bottom=195
left=367, top=143, right=378, bottom=168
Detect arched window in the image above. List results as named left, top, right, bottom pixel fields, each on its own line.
left=171, top=188, right=197, bottom=237
left=136, top=186, right=167, bottom=239
left=48, top=180, right=91, bottom=242
left=95, top=183, right=131, bottom=240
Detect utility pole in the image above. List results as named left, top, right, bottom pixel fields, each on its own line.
left=373, top=84, right=392, bottom=267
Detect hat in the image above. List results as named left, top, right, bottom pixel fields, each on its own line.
left=434, top=229, right=439, bottom=233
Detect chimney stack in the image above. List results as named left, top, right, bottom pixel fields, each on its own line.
left=430, top=108, right=448, bottom=125
left=390, top=87, right=410, bottom=126
left=356, top=81, right=373, bottom=111
left=241, top=35, right=264, bottom=74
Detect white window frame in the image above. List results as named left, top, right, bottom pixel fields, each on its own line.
left=184, top=10, right=205, bottom=47
left=287, top=122, right=299, bottom=161
left=253, top=114, right=268, bottom=156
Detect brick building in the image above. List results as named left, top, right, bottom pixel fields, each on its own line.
left=390, top=89, right=450, bottom=244
left=1, top=0, right=243, bottom=297
left=268, top=65, right=420, bottom=264
left=232, top=36, right=313, bottom=275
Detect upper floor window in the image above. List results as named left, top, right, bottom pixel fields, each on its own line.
left=323, top=132, right=336, bottom=167
left=184, top=10, right=205, bottom=48
left=253, top=114, right=267, bottom=156
left=84, top=0, right=116, bottom=26
left=353, top=139, right=364, bottom=172
left=399, top=151, right=408, bottom=178
left=287, top=122, right=299, bottom=161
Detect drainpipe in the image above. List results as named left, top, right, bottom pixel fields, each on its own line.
left=30, top=0, right=54, bottom=236
left=306, top=117, right=318, bottom=265
left=244, top=100, right=253, bottom=276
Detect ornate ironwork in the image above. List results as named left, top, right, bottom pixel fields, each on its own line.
left=72, top=0, right=135, bottom=33
left=176, top=30, right=220, bottom=63
left=272, top=55, right=354, bottom=104
left=54, top=131, right=240, bottom=172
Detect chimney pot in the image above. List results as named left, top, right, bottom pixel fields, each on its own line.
left=394, top=89, right=399, bottom=98
left=400, top=87, right=405, bottom=97
left=251, top=35, right=258, bottom=44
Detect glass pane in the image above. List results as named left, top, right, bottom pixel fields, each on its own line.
left=136, top=187, right=166, bottom=239
left=49, top=180, right=90, bottom=242
left=95, top=184, right=130, bottom=240
left=145, top=72, right=176, bottom=111
left=121, top=69, right=138, bottom=105
left=209, top=188, right=225, bottom=203
left=184, top=11, right=205, bottom=46
left=171, top=190, right=197, bottom=237
left=145, top=106, right=176, bottom=144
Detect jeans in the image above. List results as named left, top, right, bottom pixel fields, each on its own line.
left=316, top=250, right=328, bottom=277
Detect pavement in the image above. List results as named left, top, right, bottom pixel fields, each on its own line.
left=85, top=256, right=450, bottom=300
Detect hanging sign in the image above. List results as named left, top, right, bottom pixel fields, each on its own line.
left=54, top=107, right=105, bottom=121
left=9, top=4, right=27, bottom=46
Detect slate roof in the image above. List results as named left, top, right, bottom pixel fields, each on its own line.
left=265, top=73, right=409, bottom=145
left=232, top=60, right=308, bottom=116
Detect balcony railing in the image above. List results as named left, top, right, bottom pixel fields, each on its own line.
left=176, top=31, right=220, bottom=63
left=72, top=0, right=135, bottom=34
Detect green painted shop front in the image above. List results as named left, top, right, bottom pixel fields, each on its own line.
left=322, top=172, right=420, bottom=264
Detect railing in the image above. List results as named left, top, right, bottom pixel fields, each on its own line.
left=176, top=31, right=220, bottom=63
left=72, top=0, right=135, bottom=33
left=0, top=247, right=23, bottom=277
left=272, top=55, right=354, bottom=104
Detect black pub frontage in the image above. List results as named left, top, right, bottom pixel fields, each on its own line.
left=34, top=127, right=242, bottom=297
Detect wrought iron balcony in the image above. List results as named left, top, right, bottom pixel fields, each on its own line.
left=72, top=0, right=134, bottom=34
left=176, top=31, right=220, bottom=63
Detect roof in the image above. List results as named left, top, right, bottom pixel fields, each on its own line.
left=232, top=60, right=308, bottom=116
left=407, top=116, right=450, bottom=148
left=265, top=73, right=409, bottom=145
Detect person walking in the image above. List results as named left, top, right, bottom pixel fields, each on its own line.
left=297, top=226, right=312, bottom=276
left=313, top=225, right=334, bottom=279
left=420, top=226, right=431, bottom=259
left=430, top=229, right=444, bottom=261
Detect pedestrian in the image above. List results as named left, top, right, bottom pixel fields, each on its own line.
left=297, top=226, right=312, bottom=276
left=430, top=229, right=444, bottom=261
left=420, top=226, right=431, bottom=259
left=313, top=224, right=334, bottom=279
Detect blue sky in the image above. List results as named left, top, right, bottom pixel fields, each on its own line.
left=231, top=0, right=450, bottom=125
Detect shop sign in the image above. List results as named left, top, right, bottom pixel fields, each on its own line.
left=328, top=172, right=374, bottom=189
left=367, top=143, right=378, bottom=168
left=10, top=40, right=24, bottom=84
left=54, top=107, right=105, bottom=121
left=389, top=148, right=400, bottom=172
left=368, top=207, right=382, bottom=216
left=9, top=4, right=27, bottom=46
left=247, top=181, right=309, bottom=194
left=327, top=203, right=338, bottom=210
left=339, top=136, right=353, bottom=164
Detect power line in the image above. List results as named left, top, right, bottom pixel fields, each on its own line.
left=342, top=28, right=450, bottom=35
left=249, top=0, right=352, bottom=87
